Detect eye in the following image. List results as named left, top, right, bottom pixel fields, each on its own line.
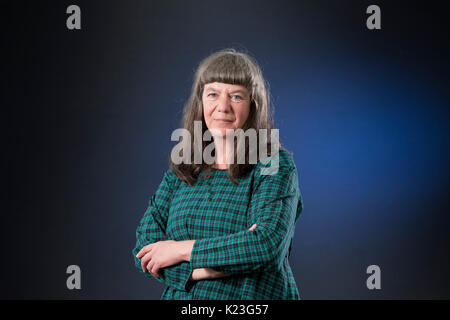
left=232, top=95, right=243, bottom=101
left=207, top=93, right=217, bottom=98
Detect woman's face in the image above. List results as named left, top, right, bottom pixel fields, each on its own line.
left=202, top=82, right=251, bottom=138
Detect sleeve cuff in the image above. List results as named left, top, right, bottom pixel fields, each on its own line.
left=190, top=237, right=212, bottom=269
left=163, top=261, right=194, bottom=292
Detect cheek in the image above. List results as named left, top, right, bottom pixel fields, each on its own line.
left=202, top=102, right=213, bottom=124
left=236, top=104, right=251, bottom=125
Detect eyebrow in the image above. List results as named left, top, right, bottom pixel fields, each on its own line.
left=205, top=87, right=248, bottom=95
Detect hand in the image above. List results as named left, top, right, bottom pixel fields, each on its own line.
left=136, top=240, right=195, bottom=278
left=190, top=268, right=231, bottom=281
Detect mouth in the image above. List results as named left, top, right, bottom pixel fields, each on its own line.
left=215, top=119, right=234, bottom=123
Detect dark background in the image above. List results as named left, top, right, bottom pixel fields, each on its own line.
left=2, top=0, right=450, bottom=299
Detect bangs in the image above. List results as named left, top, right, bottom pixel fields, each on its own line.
left=200, top=54, right=253, bottom=89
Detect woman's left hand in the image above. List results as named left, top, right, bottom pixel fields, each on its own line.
left=136, top=240, right=195, bottom=278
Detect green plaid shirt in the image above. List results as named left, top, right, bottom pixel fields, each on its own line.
left=132, top=147, right=303, bottom=299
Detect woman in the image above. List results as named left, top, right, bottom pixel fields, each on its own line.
left=132, top=48, right=303, bottom=299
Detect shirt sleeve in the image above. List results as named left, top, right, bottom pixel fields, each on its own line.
left=132, top=169, right=193, bottom=292
left=189, top=163, right=301, bottom=275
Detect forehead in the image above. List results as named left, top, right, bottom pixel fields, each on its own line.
left=204, top=82, right=249, bottom=92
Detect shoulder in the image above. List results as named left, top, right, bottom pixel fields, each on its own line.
left=160, top=166, right=184, bottom=192
left=163, top=166, right=178, bottom=181
left=254, top=146, right=297, bottom=178
left=251, top=146, right=301, bottom=198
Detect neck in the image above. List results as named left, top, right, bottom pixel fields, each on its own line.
left=213, top=136, right=234, bottom=169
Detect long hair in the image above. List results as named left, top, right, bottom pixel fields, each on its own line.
left=169, top=48, right=279, bottom=185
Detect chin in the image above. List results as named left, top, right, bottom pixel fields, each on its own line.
left=209, top=128, right=234, bottom=139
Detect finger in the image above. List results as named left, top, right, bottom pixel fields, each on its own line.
left=139, top=244, right=154, bottom=258
left=151, top=263, right=161, bottom=278
left=141, top=252, right=152, bottom=272
left=136, top=244, right=152, bottom=258
left=249, top=223, right=257, bottom=231
left=147, top=259, right=153, bottom=272
left=141, top=256, right=147, bottom=273
left=147, top=260, right=158, bottom=278
left=136, top=246, right=147, bottom=258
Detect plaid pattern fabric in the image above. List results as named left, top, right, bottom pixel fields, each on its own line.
left=132, top=147, right=303, bottom=299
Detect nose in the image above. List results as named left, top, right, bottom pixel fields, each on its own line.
left=216, top=93, right=232, bottom=113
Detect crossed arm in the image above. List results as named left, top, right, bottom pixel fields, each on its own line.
left=135, top=224, right=258, bottom=281
left=133, top=165, right=301, bottom=289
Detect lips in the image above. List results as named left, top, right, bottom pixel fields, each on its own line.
left=215, top=119, right=233, bottom=122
